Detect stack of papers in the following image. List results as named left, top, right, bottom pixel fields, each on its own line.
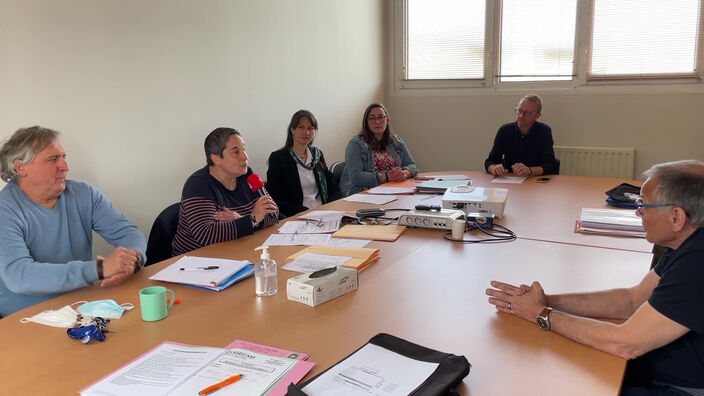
left=80, top=340, right=315, bottom=396
left=333, top=224, right=407, bottom=242
left=149, top=256, right=254, bottom=292
left=575, top=208, right=645, bottom=238
left=367, top=186, right=416, bottom=195
left=287, top=245, right=381, bottom=272
left=344, top=194, right=399, bottom=205
left=262, top=233, right=371, bottom=248
left=415, top=174, right=470, bottom=181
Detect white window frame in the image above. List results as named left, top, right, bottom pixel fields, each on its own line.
left=392, top=0, right=704, bottom=95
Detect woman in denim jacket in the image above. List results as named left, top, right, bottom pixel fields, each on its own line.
left=340, top=103, right=419, bottom=196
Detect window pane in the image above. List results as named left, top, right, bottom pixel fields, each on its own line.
left=500, top=0, right=577, bottom=82
left=590, top=0, right=700, bottom=76
left=405, top=0, right=485, bottom=80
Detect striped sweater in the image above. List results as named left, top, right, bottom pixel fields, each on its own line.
left=171, top=166, right=277, bottom=256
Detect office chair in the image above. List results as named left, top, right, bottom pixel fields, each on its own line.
left=145, top=202, right=180, bottom=266
left=554, top=157, right=560, bottom=175
left=330, top=161, right=345, bottom=184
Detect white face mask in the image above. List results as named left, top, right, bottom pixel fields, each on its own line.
left=19, top=302, right=93, bottom=328
left=77, top=299, right=134, bottom=319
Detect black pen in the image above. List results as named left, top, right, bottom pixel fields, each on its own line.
left=180, top=266, right=219, bottom=271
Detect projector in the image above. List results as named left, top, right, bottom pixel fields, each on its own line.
left=442, top=185, right=508, bottom=217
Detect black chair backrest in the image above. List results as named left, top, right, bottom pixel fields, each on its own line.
left=145, top=202, right=180, bottom=266
left=330, top=161, right=345, bottom=184
left=554, top=157, right=561, bottom=175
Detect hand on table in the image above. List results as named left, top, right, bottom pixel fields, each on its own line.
left=486, top=280, right=546, bottom=322
left=490, top=164, right=507, bottom=177
left=511, top=163, right=532, bottom=177
left=387, top=167, right=410, bottom=182
left=99, top=247, right=141, bottom=287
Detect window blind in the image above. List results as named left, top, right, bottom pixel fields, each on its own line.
left=499, top=0, right=578, bottom=82
left=403, top=0, right=485, bottom=80
left=589, top=0, right=700, bottom=79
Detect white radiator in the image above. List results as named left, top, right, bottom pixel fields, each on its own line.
left=554, top=146, right=635, bottom=179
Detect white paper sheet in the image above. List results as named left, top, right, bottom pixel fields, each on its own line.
left=149, top=256, right=250, bottom=287
left=282, top=253, right=351, bottom=273
left=491, top=176, right=526, bottom=184
left=81, top=343, right=224, bottom=396
left=169, top=348, right=298, bottom=396
left=262, top=233, right=371, bottom=248
left=344, top=194, right=399, bottom=204
left=418, top=174, right=470, bottom=181
left=366, top=186, right=416, bottom=194
left=302, top=344, right=439, bottom=396
left=299, top=210, right=346, bottom=222
left=278, top=220, right=340, bottom=234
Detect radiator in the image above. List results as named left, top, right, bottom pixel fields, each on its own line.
left=554, top=146, right=635, bottom=179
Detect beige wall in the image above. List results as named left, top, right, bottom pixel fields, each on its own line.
left=0, top=0, right=386, bottom=254
left=387, top=92, right=704, bottom=177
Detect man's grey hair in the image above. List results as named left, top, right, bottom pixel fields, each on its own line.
left=519, top=94, right=543, bottom=113
left=643, top=159, right=704, bottom=227
left=0, top=126, right=60, bottom=182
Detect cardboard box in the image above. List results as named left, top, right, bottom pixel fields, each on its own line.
left=287, top=267, right=358, bottom=307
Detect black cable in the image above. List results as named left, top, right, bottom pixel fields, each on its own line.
left=442, top=221, right=517, bottom=243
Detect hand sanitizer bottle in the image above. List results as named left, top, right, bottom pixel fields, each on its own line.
left=254, top=245, right=277, bottom=296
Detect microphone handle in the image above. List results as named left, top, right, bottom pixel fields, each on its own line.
left=256, top=188, right=279, bottom=224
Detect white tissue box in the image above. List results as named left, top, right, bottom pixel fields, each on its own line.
left=287, top=266, right=358, bottom=307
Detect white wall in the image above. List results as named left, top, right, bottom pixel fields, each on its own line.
left=0, top=0, right=386, bottom=254
left=387, top=92, right=704, bottom=177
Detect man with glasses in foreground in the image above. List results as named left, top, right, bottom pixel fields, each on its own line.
left=487, top=160, right=704, bottom=395
left=484, top=94, right=557, bottom=177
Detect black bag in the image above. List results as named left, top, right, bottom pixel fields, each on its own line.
left=286, top=333, right=471, bottom=396
left=605, top=183, right=640, bottom=209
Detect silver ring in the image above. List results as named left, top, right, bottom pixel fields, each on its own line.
left=507, top=302, right=512, bottom=310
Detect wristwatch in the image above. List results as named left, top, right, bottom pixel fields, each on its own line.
left=536, top=307, right=554, bottom=331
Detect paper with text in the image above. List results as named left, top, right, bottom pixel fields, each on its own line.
left=282, top=253, right=351, bottom=273
left=263, top=233, right=371, bottom=248
left=302, top=343, right=439, bottom=396
left=344, top=194, right=398, bottom=205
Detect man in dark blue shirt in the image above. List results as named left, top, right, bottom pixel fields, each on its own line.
left=487, top=160, right=704, bottom=395
left=484, top=94, right=556, bottom=177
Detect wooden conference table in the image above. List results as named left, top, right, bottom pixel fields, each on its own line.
left=0, top=172, right=654, bottom=395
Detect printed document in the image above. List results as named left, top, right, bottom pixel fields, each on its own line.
left=282, top=253, right=351, bottom=273
left=263, top=233, right=371, bottom=248
left=303, top=343, right=439, bottom=395
left=367, top=186, right=416, bottom=195
left=344, top=194, right=399, bottom=205
left=278, top=220, right=339, bottom=234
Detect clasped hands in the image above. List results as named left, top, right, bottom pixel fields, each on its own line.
left=386, top=167, right=412, bottom=182
left=213, top=196, right=278, bottom=223
left=490, top=163, right=532, bottom=177
left=486, top=280, right=547, bottom=322
left=99, top=247, right=143, bottom=287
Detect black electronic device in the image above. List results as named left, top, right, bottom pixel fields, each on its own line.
left=355, top=208, right=386, bottom=219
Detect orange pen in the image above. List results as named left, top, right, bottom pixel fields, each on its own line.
left=199, top=374, right=242, bottom=396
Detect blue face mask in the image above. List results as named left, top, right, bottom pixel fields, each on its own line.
left=77, top=299, right=134, bottom=319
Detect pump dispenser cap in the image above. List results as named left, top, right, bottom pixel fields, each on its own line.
left=254, top=245, right=270, bottom=260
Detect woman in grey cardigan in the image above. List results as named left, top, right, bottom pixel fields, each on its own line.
left=340, top=103, right=419, bottom=196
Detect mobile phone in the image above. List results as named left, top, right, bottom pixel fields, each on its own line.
left=536, top=177, right=551, bottom=183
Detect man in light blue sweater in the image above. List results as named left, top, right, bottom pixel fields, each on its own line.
left=0, top=126, right=146, bottom=317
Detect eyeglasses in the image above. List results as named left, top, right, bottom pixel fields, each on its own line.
left=514, top=108, right=535, bottom=117
left=368, top=115, right=388, bottom=123
left=634, top=197, right=675, bottom=216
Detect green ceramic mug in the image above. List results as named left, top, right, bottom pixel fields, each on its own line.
left=139, top=286, right=175, bottom=321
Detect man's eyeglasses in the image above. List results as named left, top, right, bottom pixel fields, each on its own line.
left=514, top=108, right=535, bottom=117
left=634, top=197, right=675, bottom=216
left=368, top=115, right=388, bottom=123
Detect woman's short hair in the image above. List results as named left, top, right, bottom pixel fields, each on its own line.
left=204, top=127, right=241, bottom=166
left=283, top=110, right=318, bottom=150
left=0, top=126, right=60, bottom=182
left=359, top=102, right=395, bottom=151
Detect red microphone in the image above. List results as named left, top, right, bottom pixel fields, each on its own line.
left=246, top=173, right=278, bottom=223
